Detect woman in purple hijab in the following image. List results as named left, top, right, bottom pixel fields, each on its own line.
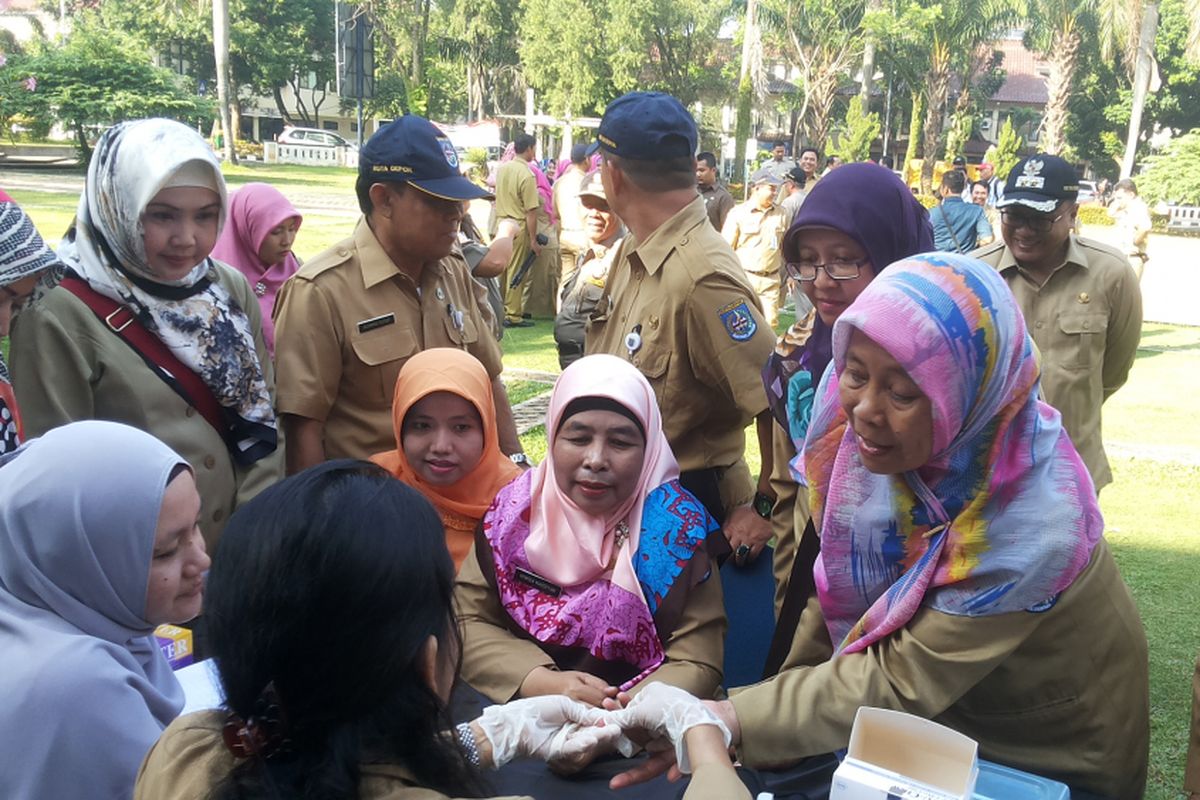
left=761, top=162, right=933, bottom=621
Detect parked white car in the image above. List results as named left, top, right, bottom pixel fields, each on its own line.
left=276, top=126, right=357, bottom=150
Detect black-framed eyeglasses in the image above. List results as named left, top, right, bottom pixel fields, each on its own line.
left=785, top=257, right=871, bottom=282
left=999, top=210, right=1064, bottom=233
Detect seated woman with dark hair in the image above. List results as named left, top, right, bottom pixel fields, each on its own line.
left=0, top=421, right=209, bottom=800
left=135, top=461, right=745, bottom=800
left=456, top=354, right=727, bottom=708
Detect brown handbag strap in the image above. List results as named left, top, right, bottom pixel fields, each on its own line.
left=762, top=518, right=820, bottom=678
left=59, top=276, right=228, bottom=437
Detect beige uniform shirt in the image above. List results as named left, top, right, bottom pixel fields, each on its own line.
left=586, top=197, right=776, bottom=508
left=552, top=167, right=588, bottom=254
left=731, top=540, right=1149, bottom=798
left=273, top=219, right=502, bottom=461
left=9, top=263, right=284, bottom=550
left=973, top=236, right=1142, bottom=490
left=492, top=159, right=540, bottom=232
left=722, top=201, right=790, bottom=277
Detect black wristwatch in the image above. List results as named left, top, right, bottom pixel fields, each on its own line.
left=752, top=491, right=774, bottom=519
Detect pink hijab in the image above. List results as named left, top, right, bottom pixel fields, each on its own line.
left=210, top=183, right=303, bottom=354
left=524, top=354, right=678, bottom=601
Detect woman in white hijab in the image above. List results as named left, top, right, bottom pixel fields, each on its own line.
left=0, top=420, right=211, bottom=800
left=8, top=118, right=283, bottom=549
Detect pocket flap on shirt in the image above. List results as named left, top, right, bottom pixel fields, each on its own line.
left=635, top=343, right=671, bottom=378
left=351, top=327, right=418, bottom=366
left=1058, top=313, right=1108, bottom=336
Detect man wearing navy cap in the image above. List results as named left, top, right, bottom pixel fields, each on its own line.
left=973, top=153, right=1142, bottom=492
left=584, top=91, right=778, bottom=566
left=274, top=115, right=525, bottom=473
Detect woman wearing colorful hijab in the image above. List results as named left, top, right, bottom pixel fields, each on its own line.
left=210, top=182, right=302, bottom=356
left=762, top=163, right=933, bottom=615
left=8, top=119, right=284, bottom=551
left=457, top=354, right=727, bottom=708
left=645, top=255, right=1148, bottom=798
left=0, top=191, right=61, bottom=455
left=0, top=420, right=210, bottom=800
left=370, top=348, right=520, bottom=569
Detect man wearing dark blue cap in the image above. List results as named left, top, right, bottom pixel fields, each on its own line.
left=274, top=115, right=526, bottom=473
left=584, top=91, right=779, bottom=567
left=973, top=153, right=1142, bottom=492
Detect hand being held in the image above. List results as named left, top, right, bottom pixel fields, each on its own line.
left=476, top=695, right=616, bottom=768
left=607, top=683, right=733, bottom=774
left=520, top=666, right=618, bottom=708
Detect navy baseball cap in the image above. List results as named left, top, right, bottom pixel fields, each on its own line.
left=360, top=115, right=492, bottom=201
left=586, top=92, right=698, bottom=161
left=998, top=153, right=1079, bottom=213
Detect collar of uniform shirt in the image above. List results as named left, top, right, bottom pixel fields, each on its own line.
left=354, top=217, right=446, bottom=290
left=627, top=196, right=708, bottom=277
left=998, top=234, right=1092, bottom=283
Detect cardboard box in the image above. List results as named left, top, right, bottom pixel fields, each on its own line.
left=830, top=707, right=978, bottom=800
left=154, top=624, right=194, bottom=670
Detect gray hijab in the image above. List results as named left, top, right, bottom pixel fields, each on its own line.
left=0, top=420, right=189, bottom=800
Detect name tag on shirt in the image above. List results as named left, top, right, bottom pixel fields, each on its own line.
left=514, top=567, right=562, bottom=597
left=357, top=313, right=396, bottom=334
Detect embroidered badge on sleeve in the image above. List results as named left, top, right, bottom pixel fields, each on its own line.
left=718, top=300, right=758, bottom=342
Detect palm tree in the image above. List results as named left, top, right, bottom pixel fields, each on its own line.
left=212, top=0, right=237, bottom=164
left=1026, top=0, right=1088, bottom=155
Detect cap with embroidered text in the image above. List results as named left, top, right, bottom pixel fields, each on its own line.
left=360, top=116, right=493, bottom=201
left=997, top=153, right=1079, bottom=214
left=586, top=92, right=697, bottom=162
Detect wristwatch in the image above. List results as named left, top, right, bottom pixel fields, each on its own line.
left=752, top=491, right=774, bottom=519
left=510, top=453, right=533, bottom=468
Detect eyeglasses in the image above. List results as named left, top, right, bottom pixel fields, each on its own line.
left=785, top=257, right=871, bottom=282
left=1000, top=210, right=1065, bottom=233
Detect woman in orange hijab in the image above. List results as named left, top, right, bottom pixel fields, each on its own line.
left=371, top=348, right=521, bottom=568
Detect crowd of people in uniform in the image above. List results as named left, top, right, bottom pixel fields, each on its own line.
left=0, top=88, right=1191, bottom=800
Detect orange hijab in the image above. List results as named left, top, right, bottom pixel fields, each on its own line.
left=370, top=349, right=520, bottom=568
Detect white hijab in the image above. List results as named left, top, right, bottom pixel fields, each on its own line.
left=0, top=421, right=188, bottom=799
left=59, top=118, right=276, bottom=464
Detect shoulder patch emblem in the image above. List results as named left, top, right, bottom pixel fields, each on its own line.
left=719, top=300, right=758, bottom=342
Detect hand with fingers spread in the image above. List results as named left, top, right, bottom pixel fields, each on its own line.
left=519, top=666, right=619, bottom=708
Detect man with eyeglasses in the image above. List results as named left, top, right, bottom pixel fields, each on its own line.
left=972, top=153, right=1142, bottom=493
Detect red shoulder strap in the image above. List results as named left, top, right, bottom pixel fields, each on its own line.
left=59, top=276, right=229, bottom=437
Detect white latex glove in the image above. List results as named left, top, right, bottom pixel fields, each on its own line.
left=607, top=683, right=732, bottom=774
left=475, top=695, right=609, bottom=768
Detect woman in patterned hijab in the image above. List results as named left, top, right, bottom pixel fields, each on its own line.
left=0, top=190, right=61, bottom=454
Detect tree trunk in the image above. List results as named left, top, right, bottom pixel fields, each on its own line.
left=920, top=47, right=950, bottom=194
left=858, top=0, right=882, bottom=106
left=1122, top=1, right=1159, bottom=178
left=903, top=88, right=923, bottom=184
left=212, top=0, right=237, bottom=164
left=733, top=0, right=758, bottom=186
left=1039, top=17, right=1080, bottom=156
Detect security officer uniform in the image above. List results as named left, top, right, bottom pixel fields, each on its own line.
left=273, top=116, right=503, bottom=462
left=584, top=93, right=776, bottom=522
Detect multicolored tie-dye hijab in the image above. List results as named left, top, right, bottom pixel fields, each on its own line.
left=803, top=253, right=1103, bottom=655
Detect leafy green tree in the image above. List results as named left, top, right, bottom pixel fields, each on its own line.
left=1137, top=128, right=1200, bottom=204
left=605, top=0, right=728, bottom=104
left=992, top=115, right=1024, bottom=180
left=2, top=12, right=211, bottom=159
left=830, top=95, right=880, bottom=162
left=520, top=0, right=610, bottom=117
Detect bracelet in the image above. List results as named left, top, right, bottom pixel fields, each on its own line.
left=456, top=722, right=481, bottom=766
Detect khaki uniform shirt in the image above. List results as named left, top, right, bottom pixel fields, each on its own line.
left=9, top=263, right=284, bottom=550
left=585, top=196, right=775, bottom=508
left=973, top=236, right=1142, bottom=490
left=552, top=167, right=588, bottom=254
left=456, top=541, right=726, bottom=704
left=730, top=539, right=1149, bottom=798
left=273, top=219, right=503, bottom=461
left=698, top=182, right=735, bottom=231
left=492, top=159, right=540, bottom=233
left=722, top=201, right=790, bottom=277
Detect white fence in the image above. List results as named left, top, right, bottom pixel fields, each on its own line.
left=1167, top=205, right=1200, bottom=233
left=263, top=142, right=358, bottom=169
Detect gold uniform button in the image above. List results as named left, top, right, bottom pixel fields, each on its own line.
left=1035, top=321, right=1044, bottom=329
left=680, top=238, right=689, bottom=246
left=203, top=455, right=217, bottom=469
left=337, top=248, right=350, bottom=258
left=1082, top=321, right=1090, bottom=330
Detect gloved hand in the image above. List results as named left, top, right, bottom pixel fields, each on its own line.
left=607, top=683, right=732, bottom=774
left=475, top=695, right=617, bottom=768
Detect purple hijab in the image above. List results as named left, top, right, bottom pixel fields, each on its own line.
left=763, top=163, right=933, bottom=438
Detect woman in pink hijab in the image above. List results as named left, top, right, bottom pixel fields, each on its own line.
left=210, top=183, right=302, bottom=355
left=456, top=354, right=727, bottom=708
